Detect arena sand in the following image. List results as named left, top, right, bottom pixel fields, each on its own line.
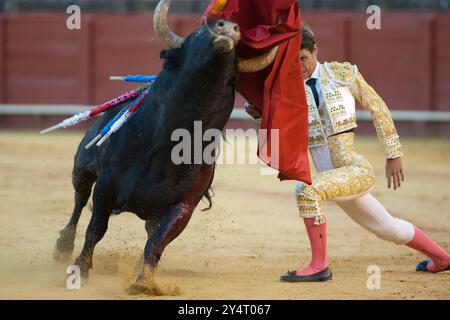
left=0, top=131, right=449, bottom=300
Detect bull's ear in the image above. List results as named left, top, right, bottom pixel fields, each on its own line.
left=160, top=48, right=181, bottom=70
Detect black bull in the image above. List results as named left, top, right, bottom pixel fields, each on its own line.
left=53, top=19, right=245, bottom=289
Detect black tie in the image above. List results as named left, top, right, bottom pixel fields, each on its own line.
left=306, top=78, right=320, bottom=107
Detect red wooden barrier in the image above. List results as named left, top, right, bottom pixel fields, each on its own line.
left=4, top=14, right=82, bottom=104
left=435, top=14, right=450, bottom=112
left=0, top=15, right=6, bottom=102
left=301, top=13, right=349, bottom=62
left=79, top=14, right=95, bottom=105
left=0, top=12, right=449, bottom=134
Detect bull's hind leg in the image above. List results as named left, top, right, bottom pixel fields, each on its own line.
left=74, top=175, right=113, bottom=278
left=127, top=165, right=215, bottom=295
left=127, top=202, right=195, bottom=295
left=54, top=171, right=96, bottom=262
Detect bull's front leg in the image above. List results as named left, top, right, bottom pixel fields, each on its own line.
left=127, top=201, right=195, bottom=295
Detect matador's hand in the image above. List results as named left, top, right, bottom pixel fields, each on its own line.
left=244, top=102, right=261, bottom=121
left=385, top=157, right=405, bottom=190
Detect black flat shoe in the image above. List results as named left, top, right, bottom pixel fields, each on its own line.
left=280, top=268, right=333, bottom=283
left=416, top=260, right=450, bottom=273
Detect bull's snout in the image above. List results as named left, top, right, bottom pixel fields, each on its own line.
left=212, top=20, right=241, bottom=53
left=215, top=20, right=240, bottom=41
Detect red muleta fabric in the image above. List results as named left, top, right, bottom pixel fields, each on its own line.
left=204, top=0, right=311, bottom=184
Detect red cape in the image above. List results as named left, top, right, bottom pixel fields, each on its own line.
left=205, top=0, right=311, bottom=184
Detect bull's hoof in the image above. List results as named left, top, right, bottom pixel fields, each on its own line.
left=53, top=246, right=72, bottom=263
left=54, top=227, right=76, bottom=260
left=74, top=258, right=92, bottom=278
left=74, top=266, right=90, bottom=279
left=126, top=265, right=179, bottom=296
left=126, top=281, right=164, bottom=296
left=80, top=267, right=90, bottom=278
left=126, top=277, right=181, bottom=296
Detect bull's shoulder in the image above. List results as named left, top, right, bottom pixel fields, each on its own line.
left=323, top=61, right=358, bottom=85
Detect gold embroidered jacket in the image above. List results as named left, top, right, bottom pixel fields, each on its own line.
left=306, top=61, right=403, bottom=159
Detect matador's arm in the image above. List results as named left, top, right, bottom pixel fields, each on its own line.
left=350, top=72, right=404, bottom=159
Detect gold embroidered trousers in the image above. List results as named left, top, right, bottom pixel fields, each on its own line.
left=295, top=132, right=376, bottom=225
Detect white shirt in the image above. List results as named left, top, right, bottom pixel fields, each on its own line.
left=305, top=61, right=324, bottom=106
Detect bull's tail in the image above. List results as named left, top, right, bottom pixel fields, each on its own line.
left=201, top=187, right=215, bottom=211
left=200, top=163, right=216, bottom=211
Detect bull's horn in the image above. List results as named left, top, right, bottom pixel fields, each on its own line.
left=153, top=0, right=185, bottom=49
left=238, top=46, right=279, bottom=73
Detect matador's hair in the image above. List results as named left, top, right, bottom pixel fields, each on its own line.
left=301, top=23, right=316, bottom=53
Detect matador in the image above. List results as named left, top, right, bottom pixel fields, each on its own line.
left=251, top=25, right=449, bottom=282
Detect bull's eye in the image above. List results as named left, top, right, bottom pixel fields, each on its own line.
left=234, top=26, right=238, bottom=32
left=217, top=20, right=225, bottom=27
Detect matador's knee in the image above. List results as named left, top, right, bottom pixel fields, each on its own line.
left=295, top=182, right=326, bottom=225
